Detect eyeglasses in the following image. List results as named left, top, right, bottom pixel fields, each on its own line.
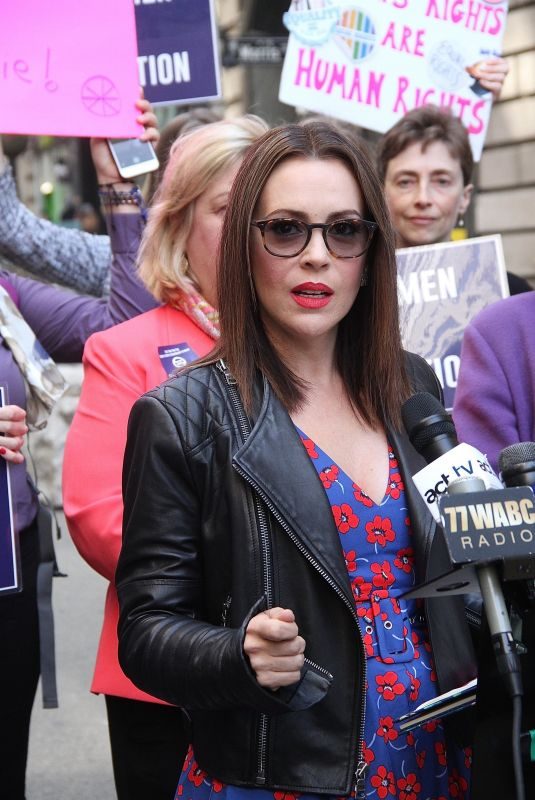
left=251, top=217, right=377, bottom=259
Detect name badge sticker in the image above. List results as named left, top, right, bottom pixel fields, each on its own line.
left=158, top=342, right=199, bottom=377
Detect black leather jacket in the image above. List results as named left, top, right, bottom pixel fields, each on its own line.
left=116, top=355, right=477, bottom=796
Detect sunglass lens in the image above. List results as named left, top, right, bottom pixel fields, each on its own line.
left=264, top=219, right=307, bottom=255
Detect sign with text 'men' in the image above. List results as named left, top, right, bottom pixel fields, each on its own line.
left=396, top=235, right=508, bottom=410
left=0, top=386, right=20, bottom=595
left=279, top=0, right=508, bottom=160
left=135, top=0, right=221, bottom=105
left=0, top=0, right=141, bottom=138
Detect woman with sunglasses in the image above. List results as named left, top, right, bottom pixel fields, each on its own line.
left=116, top=121, right=477, bottom=800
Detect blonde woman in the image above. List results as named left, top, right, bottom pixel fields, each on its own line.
left=62, top=115, right=269, bottom=800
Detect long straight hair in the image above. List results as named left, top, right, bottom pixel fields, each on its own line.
left=207, top=121, right=410, bottom=428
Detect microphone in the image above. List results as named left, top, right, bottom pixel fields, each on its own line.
left=403, top=392, right=523, bottom=699
left=499, top=442, right=535, bottom=488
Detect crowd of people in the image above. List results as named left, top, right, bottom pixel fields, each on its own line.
left=1, top=53, right=533, bottom=800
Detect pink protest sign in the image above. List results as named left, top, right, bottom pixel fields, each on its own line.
left=0, top=0, right=141, bottom=138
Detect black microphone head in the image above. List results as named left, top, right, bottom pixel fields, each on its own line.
left=498, top=442, right=535, bottom=487
left=402, top=392, right=457, bottom=457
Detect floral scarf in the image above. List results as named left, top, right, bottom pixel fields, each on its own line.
left=176, top=290, right=220, bottom=340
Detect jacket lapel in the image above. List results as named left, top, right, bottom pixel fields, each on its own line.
left=233, top=380, right=355, bottom=609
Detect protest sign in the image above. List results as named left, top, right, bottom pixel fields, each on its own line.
left=0, top=0, right=141, bottom=138
left=397, top=235, right=508, bottom=409
left=0, top=387, right=20, bottom=595
left=279, top=0, right=508, bottom=160
left=135, top=0, right=221, bottom=106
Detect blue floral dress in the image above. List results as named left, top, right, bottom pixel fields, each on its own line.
left=175, top=434, right=471, bottom=800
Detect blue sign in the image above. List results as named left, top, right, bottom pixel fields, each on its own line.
left=0, top=386, right=20, bottom=594
left=134, top=0, right=221, bottom=106
left=396, top=235, right=509, bottom=411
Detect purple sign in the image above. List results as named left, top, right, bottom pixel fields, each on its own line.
left=0, top=387, right=20, bottom=594
left=134, top=0, right=221, bottom=106
left=158, top=342, right=199, bottom=377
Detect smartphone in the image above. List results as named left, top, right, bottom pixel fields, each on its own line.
left=107, top=138, right=159, bottom=179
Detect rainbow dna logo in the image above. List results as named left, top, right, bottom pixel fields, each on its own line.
left=333, top=8, right=377, bottom=62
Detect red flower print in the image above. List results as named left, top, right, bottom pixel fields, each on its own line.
left=411, top=631, right=420, bottom=658
left=363, top=631, right=374, bottom=657
left=370, top=765, right=396, bottom=798
left=188, top=761, right=207, bottom=787
left=423, top=719, right=439, bottom=733
left=212, top=780, right=225, bottom=792
left=376, top=671, right=405, bottom=700
left=394, top=547, right=414, bottom=573
left=182, top=745, right=194, bottom=771
left=362, top=740, right=375, bottom=765
left=332, top=503, right=359, bottom=533
left=274, top=793, right=300, bottom=800
left=407, top=671, right=421, bottom=701
left=464, top=746, right=473, bottom=769
left=416, top=750, right=425, bottom=769
left=371, top=561, right=395, bottom=589
left=397, top=772, right=421, bottom=800
left=377, top=716, right=398, bottom=743
left=386, top=472, right=404, bottom=500
left=353, top=483, right=374, bottom=507
left=300, top=437, right=318, bottom=459
left=434, top=740, right=447, bottom=766
left=388, top=448, right=398, bottom=469
left=449, top=769, right=468, bottom=799
left=352, top=575, right=372, bottom=601
left=175, top=787, right=183, bottom=798
left=406, top=732, right=415, bottom=746
left=344, top=549, right=357, bottom=571
left=365, top=515, right=395, bottom=547
left=320, top=464, right=339, bottom=488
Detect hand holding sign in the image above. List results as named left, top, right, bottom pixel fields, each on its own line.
left=0, top=404, right=27, bottom=464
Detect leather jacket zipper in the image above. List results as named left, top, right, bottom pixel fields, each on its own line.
left=217, top=361, right=368, bottom=794
left=217, top=360, right=272, bottom=784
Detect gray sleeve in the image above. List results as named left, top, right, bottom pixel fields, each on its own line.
left=0, top=163, right=111, bottom=296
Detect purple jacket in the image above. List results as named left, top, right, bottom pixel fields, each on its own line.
left=1, top=213, right=156, bottom=531
left=453, top=291, right=535, bottom=473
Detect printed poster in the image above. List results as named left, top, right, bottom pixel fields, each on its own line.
left=396, top=235, right=509, bottom=409
left=135, top=0, right=221, bottom=106
left=0, top=386, right=20, bottom=595
left=279, top=0, right=509, bottom=160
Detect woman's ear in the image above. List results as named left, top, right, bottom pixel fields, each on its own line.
left=459, top=183, right=474, bottom=215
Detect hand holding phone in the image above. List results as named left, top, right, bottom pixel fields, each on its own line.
left=90, top=95, right=160, bottom=185
left=107, top=138, right=159, bottom=179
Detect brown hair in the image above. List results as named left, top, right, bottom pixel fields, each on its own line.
left=376, top=105, right=474, bottom=186
left=207, top=120, right=410, bottom=428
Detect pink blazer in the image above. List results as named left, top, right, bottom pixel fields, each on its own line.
left=63, top=305, right=214, bottom=701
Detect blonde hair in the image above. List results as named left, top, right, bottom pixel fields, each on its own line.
left=138, top=115, right=269, bottom=305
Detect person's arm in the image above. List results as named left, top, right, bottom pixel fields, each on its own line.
left=453, top=322, right=517, bottom=472
left=116, top=393, right=321, bottom=713
left=0, top=140, right=111, bottom=296
left=63, top=332, right=143, bottom=581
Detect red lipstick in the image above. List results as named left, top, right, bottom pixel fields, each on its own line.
left=291, top=282, right=333, bottom=309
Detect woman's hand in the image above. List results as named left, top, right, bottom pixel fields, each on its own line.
left=90, top=94, right=160, bottom=186
left=0, top=405, right=28, bottom=464
left=244, top=607, right=306, bottom=691
left=470, top=57, right=509, bottom=100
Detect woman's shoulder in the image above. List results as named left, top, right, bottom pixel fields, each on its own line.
left=468, top=291, right=535, bottom=337
left=403, top=350, right=442, bottom=400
